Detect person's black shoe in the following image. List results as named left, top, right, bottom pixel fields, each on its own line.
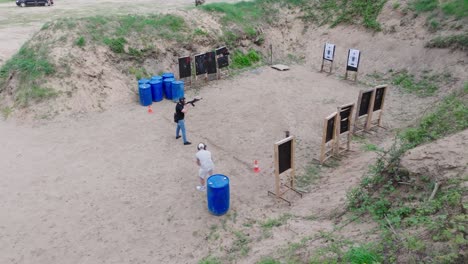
left=176, top=136, right=181, bottom=139
left=184, top=141, right=192, bottom=145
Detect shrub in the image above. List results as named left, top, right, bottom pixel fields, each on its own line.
left=104, top=37, right=126, bottom=53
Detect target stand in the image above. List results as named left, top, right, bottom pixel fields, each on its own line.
left=366, top=85, right=388, bottom=131
left=344, top=49, right=361, bottom=82
left=318, top=112, right=339, bottom=164
left=320, top=43, right=336, bottom=73
left=354, top=88, right=375, bottom=134
left=335, top=103, right=355, bottom=156
left=267, top=136, right=302, bottom=206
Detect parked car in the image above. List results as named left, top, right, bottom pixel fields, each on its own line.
left=16, top=0, right=54, bottom=7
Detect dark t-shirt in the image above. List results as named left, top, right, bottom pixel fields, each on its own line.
left=175, top=103, right=185, bottom=121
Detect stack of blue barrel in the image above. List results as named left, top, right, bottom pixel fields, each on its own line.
left=138, top=72, right=184, bottom=106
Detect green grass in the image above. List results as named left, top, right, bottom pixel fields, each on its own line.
left=295, top=163, right=321, bottom=191
left=261, top=214, right=292, bottom=229
left=441, top=0, right=468, bottom=18
left=0, top=45, right=56, bottom=106
left=410, top=0, right=439, bottom=12
left=103, top=37, right=126, bottom=53
left=256, top=257, right=281, bottom=264
left=425, top=34, right=468, bottom=50
left=75, top=36, right=86, bottom=47
left=231, top=49, right=262, bottom=69
left=198, top=255, right=222, bottom=264
left=343, top=244, right=383, bottom=263
left=399, top=90, right=468, bottom=148
left=391, top=69, right=455, bottom=96
left=228, top=230, right=251, bottom=257
left=410, top=0, right=468, bottom=18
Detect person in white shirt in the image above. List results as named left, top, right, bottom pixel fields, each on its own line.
left=195, top=143, right=214, bottom=191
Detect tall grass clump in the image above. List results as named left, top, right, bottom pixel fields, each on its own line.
left=231, top=49, right=262, bottom=69
left=441, top=0, right=468, bottom=18
left=399, top=91, right=468, bottom=148
left=425, top=34, right=468, bottom=50
left=0, top=45, right=56, bottom=105
left=410, top=0, right=439, bottom=12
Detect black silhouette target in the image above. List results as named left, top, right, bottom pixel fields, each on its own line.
left=358, top=90, right=373, bottom=117
left=195, top=53, right=207, bottom=75
left=216, top=46, right=230, bottom=68
left=373, top=86, right=386, bottom=111
left=178, top=56, right=192, bottom=78
left=326, top=116, right=336, bottom=143
left=339, top=106, right=352, bottom=134
left=278, top=138, right=292, bottom=174
left=206, top=51, right=217, bottom=74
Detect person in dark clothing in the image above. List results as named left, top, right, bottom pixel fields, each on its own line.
left=175, top=97, right=191, bottom=145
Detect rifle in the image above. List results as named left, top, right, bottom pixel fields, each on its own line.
left=185, top=97, right=203, bottom=107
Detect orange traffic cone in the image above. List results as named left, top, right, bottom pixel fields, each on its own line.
left=147, top=105, right=153, bottom=114
left=254, top=160, right=260, bottom=173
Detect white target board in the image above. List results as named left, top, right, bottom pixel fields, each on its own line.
left=347, top=49, right=360, bottom=71
left=323, top=43, right=336, bottom=61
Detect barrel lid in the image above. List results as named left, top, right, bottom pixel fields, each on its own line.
left=162, top=72, right=174, bottom=78
left=207, top=174, right=229, bottom=188
left=172, top=80, right=184, bottom=84
left=151, top=76, right=162, bottom=80
left=139, top=83, right=151, bottom=89
left=164, top=78, right=175, bottom=82
left=138, top=78, right=150, bottom=84
left=149, top=79, right=162, bottom=84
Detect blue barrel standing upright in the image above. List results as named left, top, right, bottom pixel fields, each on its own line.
left=163, top=78, right=175, bottom=100
left=162, top=72, right=174, bottom=80
left=171, top=80, right=184, bottom=102
left=138, top=78, right=150, bottom=85
left=138, top=83, right=152, bottom=106
left=207, top=174, right=230, bottom=216
left=149, top=79, right=163, bottom=102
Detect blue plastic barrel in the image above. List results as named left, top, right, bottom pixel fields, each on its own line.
left=163, top=78, right=175, bottom=100
left=171, top=80, right=184, bottom=102
left=138, top=78, right=150, bottom=85
left=151, top=76, right=162, bottom=81
left=149, top=79, right=163, bottom=102
left=207, top=174, right=230, bottom=216
left=162, top=72, right=174, bottom=80
left=138, top=83, right=152, bottom=106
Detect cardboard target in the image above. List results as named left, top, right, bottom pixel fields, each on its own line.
left=339, top=105, right=353, bottom=134
left=323, top=43, right=336, bottom=61
left=326, top=115, right=336, bottom=143
left=195, top=53, right=207, bottom=76
left=216, top=46, right=229, bottom=56
left=178, top=56, right=192, bottom=78
left=278, top=139, right=292, bottom=174
left=358, top=90, right=373, bottom=117
left=373, top=85, right=387, bottom=111
left=206, top=51, right=217, bottom=74
left=347, top=49, right=360, bottom=71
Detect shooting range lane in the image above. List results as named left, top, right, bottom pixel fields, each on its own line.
left=0, top=64, right=410, bottom=264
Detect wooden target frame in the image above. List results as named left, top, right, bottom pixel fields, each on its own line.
left=320, top=43, right=336, bottom=73
left=216, top=46, right=230, bottom=80
left=345, top=49, right=361, bottom=81
left=335, top=103, right=355, bottom=155
left=267, top=136, right=302, bottom=205
left=178, top=56, right=192, bottom=86
left=354, top=88, right=375, bottom=133
left=320, top=112, right=338, bottom=164
left=366, top=85, right=388, bottom=130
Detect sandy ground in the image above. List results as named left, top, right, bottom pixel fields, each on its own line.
left=1, top=0, right=467, bottom=263
left=0, top=64, right=430, bottom=263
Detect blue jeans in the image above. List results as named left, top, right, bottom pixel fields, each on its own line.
left=176, top=119, right=188, bottom=143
